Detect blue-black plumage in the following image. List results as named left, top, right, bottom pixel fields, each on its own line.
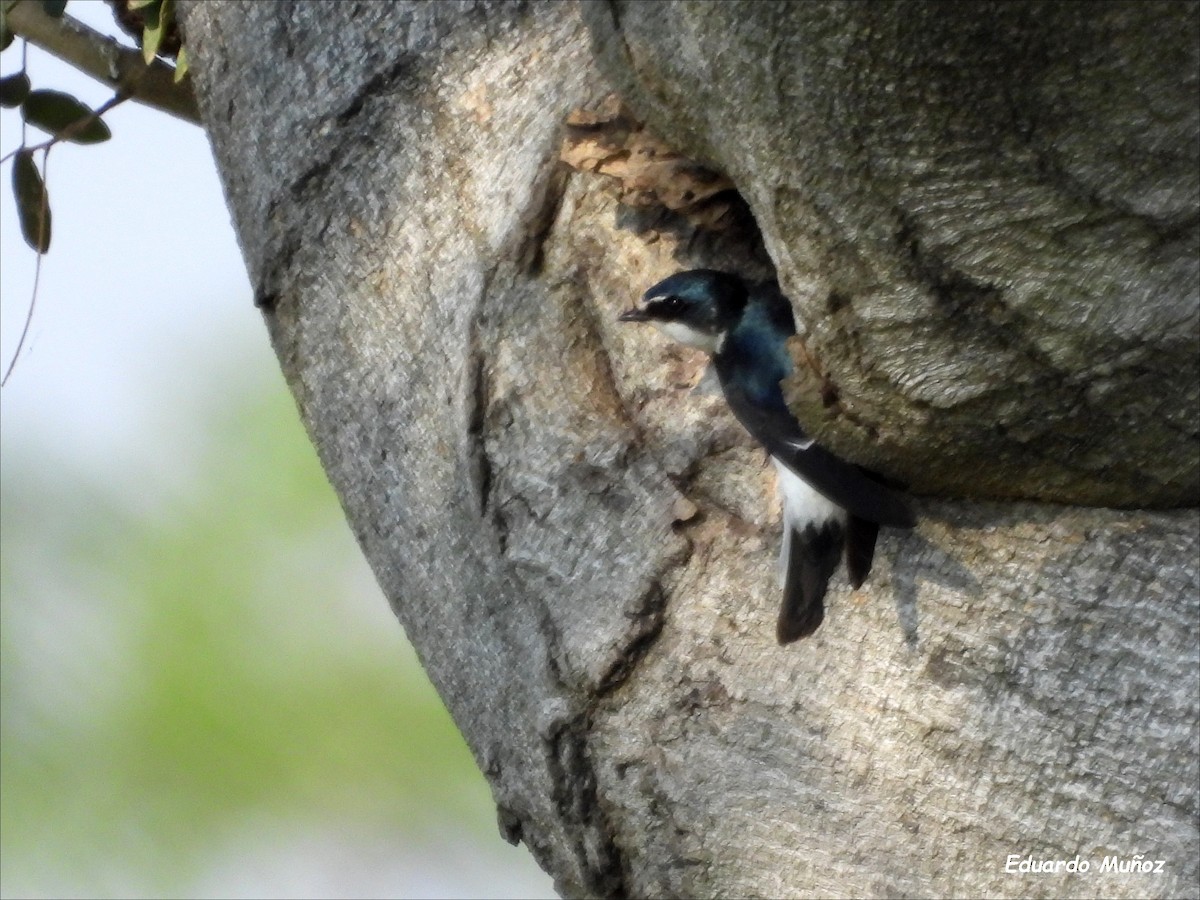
left=619, top=269, right=915, bottom=643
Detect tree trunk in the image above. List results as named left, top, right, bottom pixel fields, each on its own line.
left=180, top=2, right=1198, bottom=897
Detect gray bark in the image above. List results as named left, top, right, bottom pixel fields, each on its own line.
left=585, top=0, right=1200, bottom=509
left=181, top=2, right=1199, bottom=898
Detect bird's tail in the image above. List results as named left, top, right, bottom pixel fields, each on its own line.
left=777, top=520, right=844, bottom=643
left=844, top=515, right=880, bottom=589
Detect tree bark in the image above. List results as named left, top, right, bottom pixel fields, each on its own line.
left=180, top=2, right=1198, bottom=897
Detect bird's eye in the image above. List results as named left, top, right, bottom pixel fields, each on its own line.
left=659, top=296, right=684, bottom=315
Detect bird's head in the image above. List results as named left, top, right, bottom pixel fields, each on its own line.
left=618, top=269, right=748, bottom=354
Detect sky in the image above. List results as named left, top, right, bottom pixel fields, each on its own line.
left=0, top=3, right=554, bottom=897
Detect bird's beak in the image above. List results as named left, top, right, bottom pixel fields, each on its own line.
left=618, top=307, right=650, bottom=322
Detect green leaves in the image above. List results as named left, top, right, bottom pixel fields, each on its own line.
left=0, top=0, right=15, bottom=51
left=141, top=2, right=164, bottom=64
left=12, top=150, right=51, bottom=254
left=1, top=2, right=113, bottom=144
left=22, top=89, right=112, bottom=144
left=0, top=71, right=30, bottom=108
left=127, top=0, right=185, bottom=79
left=0, top=5, right=112, bottom=270
left=133, top=0, right=171, bottom=64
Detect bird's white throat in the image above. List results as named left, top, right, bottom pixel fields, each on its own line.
left=653, top=320, right=722, bottom=354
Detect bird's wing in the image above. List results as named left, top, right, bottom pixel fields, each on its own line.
left=719, top=379, right=916, bottom=528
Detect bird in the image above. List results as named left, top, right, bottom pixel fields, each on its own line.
left=618, top=269, right=915, bottom=643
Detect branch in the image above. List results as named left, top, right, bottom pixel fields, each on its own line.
left=5, top=0, right=200, bottom=125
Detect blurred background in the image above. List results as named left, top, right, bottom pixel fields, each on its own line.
left=0, top=2, right=554, bottom=897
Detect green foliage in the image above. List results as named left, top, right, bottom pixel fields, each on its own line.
left=1, top=0, right=186, bottom=260
left=0, top=71, right=30, bottom=107
left=1, top=0, right=189, bottom=379
left=11, top=149, right=50, bottom=252
left=0, top=380, right=494, bottom=891
left=127, top=0, right=186, bottom=77
left=0, top=1, right=14, bottom=50
left=174, top=41, right=187, bottom=82
left=135, top=0, right=164, bottom=62
left=22, top=88, right=112, bottom=143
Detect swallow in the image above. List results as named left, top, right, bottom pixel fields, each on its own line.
left=619, top=269, right=915, bottom=642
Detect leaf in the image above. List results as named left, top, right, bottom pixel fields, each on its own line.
left=22, top=89, right=112, bottom=144
left=142, top=0, right=164, bottom=64
left=40, top=1, right=68, bottom=18
left=12, top=150, right=51, bottom=253
left=0, top=71, right=30, bottom=108
left=174, top=43, right=188, bottom=83
left=1, top=14, right=12, bottom=52
left=128, top=0, right=159, bottom=8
